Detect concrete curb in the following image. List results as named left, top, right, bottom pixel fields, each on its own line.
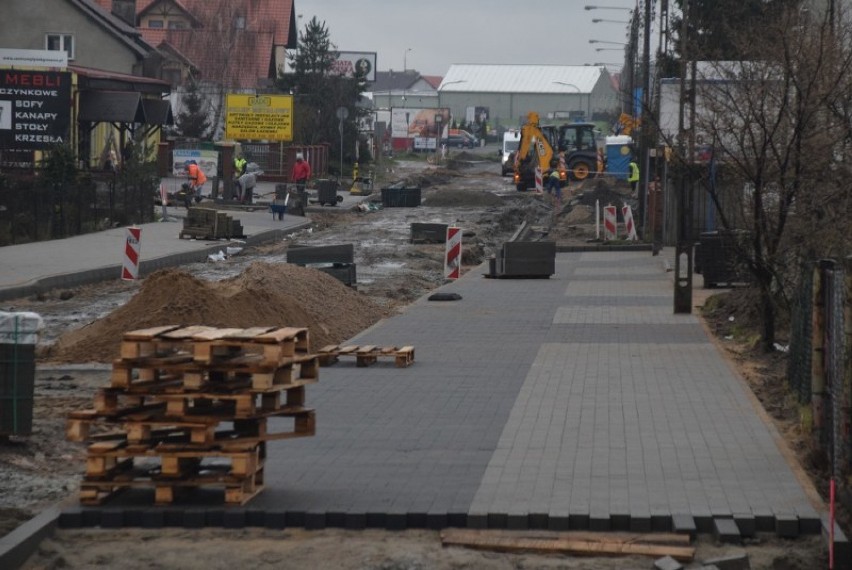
left=0, top=221, right=311, bottom=303
left=0, top=507, right=59, bottom=570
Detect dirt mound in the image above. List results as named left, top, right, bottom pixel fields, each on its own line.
left=576, top=178, right=631, bottom=208
left=47, top=263, right=391, bottom=363
left=424, top=188, right=504, bottom=208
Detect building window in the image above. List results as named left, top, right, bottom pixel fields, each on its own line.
left=45, top=33, right=74, bottom=60
left=168, top=20, right=186, bottom=29
left=148, top=19, right=164, bottom=28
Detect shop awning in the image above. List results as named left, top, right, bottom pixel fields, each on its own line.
left=141, top=98, right=174, bottom=126
left=78, top=91, right=146, bottom=123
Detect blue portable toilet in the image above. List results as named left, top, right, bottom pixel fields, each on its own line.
left=605, top=135, right=633, bottom=181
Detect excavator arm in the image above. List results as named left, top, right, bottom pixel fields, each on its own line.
left=513, top=112, right=564, bottom=191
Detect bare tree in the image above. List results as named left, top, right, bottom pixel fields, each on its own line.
left=686, top=5, right=852, bottom=350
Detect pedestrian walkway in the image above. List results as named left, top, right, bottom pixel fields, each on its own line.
left=56, top=250, right=823, bottom=536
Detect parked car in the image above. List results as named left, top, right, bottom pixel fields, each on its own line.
left=441, top=133, right=477, bottom=148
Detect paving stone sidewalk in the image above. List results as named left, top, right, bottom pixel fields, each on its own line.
left=61, top=251, right=821, bottom=535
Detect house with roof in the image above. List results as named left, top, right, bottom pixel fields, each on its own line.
left=92, top=0, right=298, bottom=89
left=437, top=64, right=618, bottom=129
left=0, top=0, right=172, bottom=169
left=368, top=70, right=442, bottom=110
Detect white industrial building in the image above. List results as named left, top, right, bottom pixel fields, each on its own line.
left=437, top=64, right=619, bottom=128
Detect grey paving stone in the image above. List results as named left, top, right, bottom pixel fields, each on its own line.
left=100, top=510, right=123, bottom=528
left=58, top=508, right=83, bottom=529
left=222, top=510, right=245, bottom=529
left=182, top=509, right=206, bottom=529
left=775, top=513, right=799, bottom=538
left=713, top=518, right=741, bottom=544
left=326, top=511, right=346, bottom=528
left=345, top=513, right=367, bottom=530
left=141, top=510, right=164, bottom=529
left=245, top=509, right=266, bottom=527
left=654, top=555, right=684, bottom=570
left=672, top=514, right=696, bottom=538
left=304, top=511, right=326, bottom=530
left=702, top=553, right=751, bottom=570
left=285, top=511, right=305, bottom=527
left=265, top=511, right=287, bottom=529
left=733, top=513, right=755, bottom=537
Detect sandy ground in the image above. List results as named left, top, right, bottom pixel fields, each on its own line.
left=1, top=154, right=837, bottom=569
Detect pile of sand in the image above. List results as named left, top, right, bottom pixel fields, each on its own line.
left=48, top=263, right=392, bottom=363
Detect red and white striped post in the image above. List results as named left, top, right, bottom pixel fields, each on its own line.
left=622, top=205, right=638, bottom=240
left=534, top=166, right=543, bottom=193
left=444, top=226, right=462, bottom=280
left=121, top=226, right=142, bottom=280
left=603, top=205, right=617, bottom=241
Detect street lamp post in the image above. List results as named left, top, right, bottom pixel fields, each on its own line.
left=552, top=81, right=587, bottom=121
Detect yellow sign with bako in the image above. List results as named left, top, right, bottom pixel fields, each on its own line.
left=225, top=94, right=293, bottom=141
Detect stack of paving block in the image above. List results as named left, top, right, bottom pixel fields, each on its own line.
left=179, top=207, right=245, bottom=240
left=67, top=325, right=318, bottom=506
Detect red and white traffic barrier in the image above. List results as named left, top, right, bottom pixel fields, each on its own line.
left=622, top=205, right=638, bottom=240
left=444, top=226, right=462, bottom=279
left=603, top=205, right=617, bottom=241
left=121, top=226, right=142, bottom=280
left=534, top=166, right=543, bottom=193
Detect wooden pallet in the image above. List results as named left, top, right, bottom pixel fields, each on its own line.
left=68, top=405, right=315, bottom=445
left=317, top=344, right=415, bottom=367
left=80, top=465, right=265, bottom=505
left=110, top=355, right=319, bottom=393
left=118, top=326, right=311, bottom=370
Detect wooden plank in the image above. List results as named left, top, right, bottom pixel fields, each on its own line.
left=253, top=326, right=309, bottom=344
left=440, top=530, right=695, bottom=562
left=122, top=325, right=182, bottom=340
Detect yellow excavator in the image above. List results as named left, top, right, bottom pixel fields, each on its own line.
left=513, top=111, right=600, bottom=192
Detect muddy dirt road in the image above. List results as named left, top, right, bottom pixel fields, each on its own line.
left=1, top=156, right=831, bottom=569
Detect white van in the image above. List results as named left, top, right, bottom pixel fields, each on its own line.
left=500, top=130, right=521, bottom=176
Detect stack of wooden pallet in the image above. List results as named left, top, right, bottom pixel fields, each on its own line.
left=67, top=325, right=318, bottom=506
left=179, top=208, right=245, bottom=240
left=316, top=344, right=415, bottom=368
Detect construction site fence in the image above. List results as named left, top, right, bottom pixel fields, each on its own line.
left=786, top=258, right=851, bottom=480
left=0, top=170, right=156, bottom=247
left=168, top=141, right=329, bottom=181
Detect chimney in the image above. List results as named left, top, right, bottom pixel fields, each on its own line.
left=112, top=0, right=137, bottom=27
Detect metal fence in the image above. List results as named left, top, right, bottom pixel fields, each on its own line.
left=788, top=259, right=851, bottom=479
left=0, top=171, right=156, bottom=246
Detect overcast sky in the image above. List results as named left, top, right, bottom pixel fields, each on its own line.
left=295, top=0, right=644, bottom=76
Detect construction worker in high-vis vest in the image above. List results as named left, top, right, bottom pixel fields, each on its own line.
left=628, top=157, right=639, bottom=197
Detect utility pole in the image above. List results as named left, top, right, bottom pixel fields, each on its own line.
left=639, top=0, right=652, bottom=238
left=673, top=0, right=693, bottom=313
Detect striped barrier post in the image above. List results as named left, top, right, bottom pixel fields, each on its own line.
left=534, top=166, right=543, bottom=193
left=444, top=226, right=462, bottom=279
left=121, top=226, right=142, bottom=280
left=622, top=205, right=638, bottom=240
left=603, top=205, right=617, bottom=241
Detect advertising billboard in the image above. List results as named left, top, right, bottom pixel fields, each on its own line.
left=330, top=52, right=377, bottom=82
left=391, top=108, right=450, bottom=138
left=0, top=70, right=71, bottom=150
left=172, top=149, right=218, bottom=177
left=225, top=93, right=293, bottom=141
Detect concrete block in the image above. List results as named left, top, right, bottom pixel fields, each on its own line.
left=163, top=510, right=183, bottom=527
left=713, top=518, right=741, bottom=544
left=58, top=508, right=83, bottom=528
left=568, top=513, right=590, bottom=530
left=304, top=511, right=326, bottom=530
left=822, top=515, right=851, bottom=570
left=385, top=512, right=407, bottom=531
left=547, top=515, right=570, bottom=531
left=693, top=513, right=714, bottom=534
left=630, top=515, right=652, bottom=533
left=82, top=509, right=100, bottom=527
left=287, top=243, right=354, bottom=265
left=447, top=512, right=467, bottom=528
left=611, top=514, right=630, bottom=531
left=140, top=510, right=164, bottom=529
left=407, top=512, right=427, bottom=528
left=345, top=513, right=366, bottom=530
left=222, top=510, right=245, bottom=529
left=245, top=509, right=266, bottom=527
left=205, top=509, right=224, bottom=527
left=589, top=515, right=610, bottom=531
left=99, top=510, right=124, bottom=528
left=702, top=552, right=751, bottom=570
left=466, top=513, right=488, bottom=529
left=775, top=513, right=799, bottom=538
left=653, top=555, right=684, bottom=570
left=753, top=511, right=774, bottom=532
left=529, top=513, right=549, bottom=529
left=326, top=511, right=346, bottom=527
left=651, top=514, right=672, bottom=532
left=426, top=513, right=447, bottom=530
left=733, top=513, right=755, bottom=537
left=182, top=509, right=206, bottom=529
left=265, top=511, right=287, bottom=529
left=124, top=510, right=144, bottom=527
left=366, top=512, right=386, bottom=528
left=285, top=511, right=305, bottom=527
left=672, top=514, right=696, bottom=538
